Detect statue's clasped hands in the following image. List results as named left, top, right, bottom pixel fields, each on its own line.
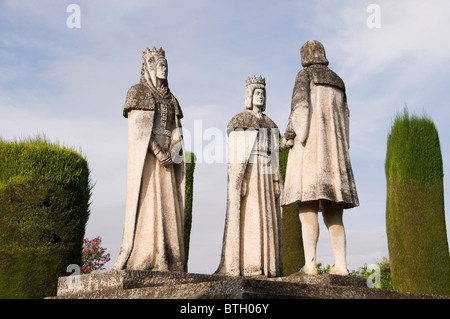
left=279, top=136, right=294, bottom=152
left=156, top=151, right=174, bottom=168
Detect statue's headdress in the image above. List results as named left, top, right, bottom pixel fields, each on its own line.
left=246, top=75, right=265, bottom=87
left=141, top=46, right=168, bottom=90
left=143, top=47, right=166, bottom=69
left=244, top=75, right=266, bottom=112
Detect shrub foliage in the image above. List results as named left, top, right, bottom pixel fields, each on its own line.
left=0, top=136, right=92, bottom=298
left=81, top=236, right=110, bottom=273
left=184, top=151, right=196, bottom=272
left=385, top=109, right=449, bottom=295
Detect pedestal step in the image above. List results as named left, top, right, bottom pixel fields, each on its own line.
left=49, top=270, right=446, bottom=299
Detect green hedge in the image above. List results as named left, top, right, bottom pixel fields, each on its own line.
left=279, top=147, right=305, bottom=276
left=184, top=151, right=196, bottom=272
left=0, top=137, right=91, bottom=298
left=385, top=110, right=450, bottom=295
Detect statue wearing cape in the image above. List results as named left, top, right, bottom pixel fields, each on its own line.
left=113, top=47, right=185, bottom=271
left=215, top=77, right=283, bottom=277
left=281, top=41, right=359, bottom=209
left=280, top=40, right=359, bottom=276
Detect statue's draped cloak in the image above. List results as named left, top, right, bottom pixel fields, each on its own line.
left=113, top=80, right=185, bottom=271
left=215, top=111, right=283, bottom=277
left=282, top=64, right=359, bottom=209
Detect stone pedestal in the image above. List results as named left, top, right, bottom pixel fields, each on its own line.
left=50, top=270, right=445, bottom=299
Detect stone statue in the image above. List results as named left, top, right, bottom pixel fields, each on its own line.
left=215, top=76, right=283, bottom=277
left=113, top=47, right=185, bottom=272
left=280, top=40, right=359, bottom=276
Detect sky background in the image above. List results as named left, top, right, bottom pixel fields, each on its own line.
left=1, top=0, right=449, bottom=274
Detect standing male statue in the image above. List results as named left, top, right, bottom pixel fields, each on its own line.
left=215, top=76, right=283, bottom=277
left=280, top=40, right=359, bottom=276
left=113, top=47, right=185, bottom=272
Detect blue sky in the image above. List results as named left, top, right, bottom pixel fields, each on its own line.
left=1, top=0, right=449, bottom=274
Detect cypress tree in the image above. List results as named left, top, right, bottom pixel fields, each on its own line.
left=184, top=151, right=196, bottom=272
left=0, top=136, right=91, bottom=298
left=385, top=109, right=449, bottom=295
left=279, top=147, right=305, bottom=275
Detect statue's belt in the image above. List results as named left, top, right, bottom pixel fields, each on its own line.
left=152, top=128, right=171, bottom=137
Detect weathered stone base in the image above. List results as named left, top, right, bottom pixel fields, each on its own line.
left=49, top=269, right=447, bottom=299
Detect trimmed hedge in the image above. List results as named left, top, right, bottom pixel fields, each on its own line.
left=279, top=147, right=305, bottom=276
left=0, top=137, right=91, bottom=298
left=184, top=151, right=196, bottom=272
left=385, top=109, right=450, bottom=295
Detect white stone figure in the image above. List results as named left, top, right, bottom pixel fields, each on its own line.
left=280, top=40, right=359, bottom=276
left=113, top=47, right=185, bottom=272
left=215, top=76, right=283, bottom=277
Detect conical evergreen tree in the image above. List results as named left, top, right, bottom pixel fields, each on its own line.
left=280, top=148, right=305, bottom=275
left=0, top=136, right=91, bottom=298
left=184, top=151, right=196, bottom=272
left=385, top=109, right=449, bottom=295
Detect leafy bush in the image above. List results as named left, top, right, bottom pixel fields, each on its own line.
left=81, top=237, right=110, bottom=273
left=318, top=257, right=393, bottom=290
left=316, top=262, right=333, bottom=275
left=0, top=136, right=92, bottom=298
left=385, top=109, right=449, bottom=295
left=349, top=257, right=393, bottom=290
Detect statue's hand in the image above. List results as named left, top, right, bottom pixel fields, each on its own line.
left=274, top=180, right=281, bottom=200
left=286, top=139, right=294, bottom=148
left=241, top=178, right=247, bottom=197
left=157, top=151, right=173, bottom=168
left=279, top=137, right=294, bottom=151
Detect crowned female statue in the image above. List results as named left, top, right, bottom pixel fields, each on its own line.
left=113, top=47, right=185, bottom=272
left=215, top=76, right=283, bottom=277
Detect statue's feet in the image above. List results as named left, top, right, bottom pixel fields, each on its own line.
left=300, top=265, right=318, bottom=276
left=329, top=267, right=349, bottom=276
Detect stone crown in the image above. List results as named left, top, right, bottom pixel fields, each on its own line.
left=143, top=46, right=165, bottom=60
left=246, top=75, right=265, bottom=86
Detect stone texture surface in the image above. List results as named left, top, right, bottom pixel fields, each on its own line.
left=281, top=271, right=368, bottom=288
left=50, top=270, right=448, bottom=299
left=56, top=270, right=227, bottom=297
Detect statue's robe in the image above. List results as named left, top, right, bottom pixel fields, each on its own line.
left=113, top=80, right=185, bottom=271
left=282, top=64, right=359, bottom=209
left=215, top=111, right=283, bottom=277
